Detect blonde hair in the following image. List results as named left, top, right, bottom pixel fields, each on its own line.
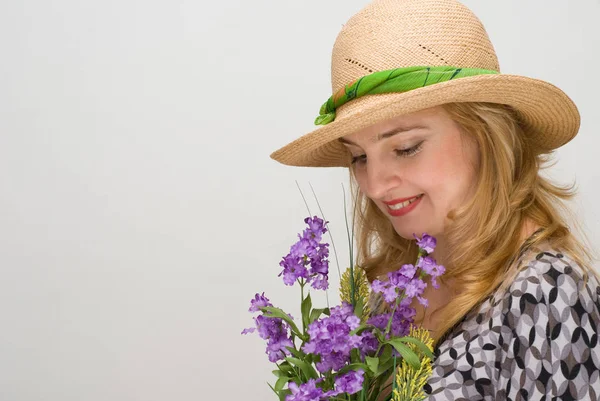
left=349, top=101, right=597, bottom=343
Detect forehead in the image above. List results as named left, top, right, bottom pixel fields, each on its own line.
left=339, top=106, right=449, bottom=145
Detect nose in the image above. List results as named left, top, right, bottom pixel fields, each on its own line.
left=362, top=156, right=402, bottom=200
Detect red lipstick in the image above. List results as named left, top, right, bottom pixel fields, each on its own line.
left=383, top=195, right=423, bottom=205
left=383, top=194, right=423, bottom=217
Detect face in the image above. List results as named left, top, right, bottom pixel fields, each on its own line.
left=340, top=106, right=479, bottom=240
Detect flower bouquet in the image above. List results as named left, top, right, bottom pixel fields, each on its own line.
left=242, top=214, right=445, bottom=401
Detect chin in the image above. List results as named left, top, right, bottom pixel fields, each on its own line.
left=393, top=222, right=441, bottom=240
left=393, top=226, right=423, bottom=241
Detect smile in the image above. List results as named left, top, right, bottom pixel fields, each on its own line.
left=385, top=194, right=423, bottom=217
left=388, top=195, right=422, bottom=209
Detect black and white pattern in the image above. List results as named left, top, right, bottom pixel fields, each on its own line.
left=424, top=243, right=600, bottom=400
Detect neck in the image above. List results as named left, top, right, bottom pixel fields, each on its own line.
left=425, top=219, right=541, bottom=269
left=427, top=234, right=448, bottom=267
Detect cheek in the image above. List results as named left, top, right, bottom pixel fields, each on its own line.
left=419, top=143, right=477, bottom=209
left=351, top=169, right=367, bottom=195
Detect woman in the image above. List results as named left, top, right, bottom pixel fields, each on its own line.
left=270, top=0, right=600, bottom=399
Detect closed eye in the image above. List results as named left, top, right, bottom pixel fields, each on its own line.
left=395, top=141, right=424, bottom=157
left=350, top=141, right=424, bottom=165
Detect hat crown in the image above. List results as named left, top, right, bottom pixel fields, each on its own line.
left=331, top=0, right=500, bottom=95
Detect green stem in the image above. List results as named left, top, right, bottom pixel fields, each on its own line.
left=373, top=291, right=404, bottom=358
left=342, top=184, right=356, bottom=308
left=309, top=182, right=342, bottom=279
left=392, top=355, right=397, bottom=394
left=300, top=279, right=305, bottom=332
left=384, top=296, right=401, bottom=336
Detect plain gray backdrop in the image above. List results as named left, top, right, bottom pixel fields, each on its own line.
left=0, top=0, right=599, bottom=400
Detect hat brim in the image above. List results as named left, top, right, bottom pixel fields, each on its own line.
left=270, top=74, right=580, bottom=167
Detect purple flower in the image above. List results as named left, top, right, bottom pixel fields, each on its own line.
left=325, top=369, right=365, bottom=397
left=310, top=274, right=329, bottom=290
left=256, top=315, right=294, bottom=362
left=414, top=233, right=436, bottom=254
left=367, top=306, right=416, bottom=339
left=279, top=253, right=310, bottom=285
left=372, top=276, right=400, bottom=303
left=279, top=216, right=330, bottom=290
left=404, top=278, right=427, bottom=306
left=398, top=263, right=417, bottom=278
left=302, top=302, right=362, bottom=373
left=417, top=256, right=446, bottom=289
left=303, top=216, right=328, bottom=241
left=381, top=285, right=399, bottom=304
left=357, top=331, right=379, bottom=357
left=370, top=279, right=387, bottom=294
left=370, top=235, right=445, bottom=310
left=286, top=379, right=326, bottom=401
left=310, top=246, right=329, bottom=275
left=372, top=261, right=422, bottom=304
left=242, top=293, right=294, bottom=363
left=249, top=292, right=272, bottom=312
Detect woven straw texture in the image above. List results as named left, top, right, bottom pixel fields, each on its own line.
left=270, top=0, right=580, bottom=167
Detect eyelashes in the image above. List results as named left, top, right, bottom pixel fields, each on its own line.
left=350, top=141, right=424, bottom=165
left=395, top=142, right=423, bottom=158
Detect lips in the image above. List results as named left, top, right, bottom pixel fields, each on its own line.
left=384, top=194, right=424, bottom=217
left=383, top=194, right=424, bottom=205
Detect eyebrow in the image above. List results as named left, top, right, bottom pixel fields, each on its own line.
left=338, top=124, right=429, bottom=146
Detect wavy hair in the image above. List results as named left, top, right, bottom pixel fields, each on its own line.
left=348, top=101, right=597, bottom=343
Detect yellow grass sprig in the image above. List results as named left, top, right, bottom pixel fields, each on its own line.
left=392, top=326, right=434, bottom=401
left=340, top=265, right=371, bottom=323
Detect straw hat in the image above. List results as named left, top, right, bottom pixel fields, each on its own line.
left=270, top=0, right=580, bottom=167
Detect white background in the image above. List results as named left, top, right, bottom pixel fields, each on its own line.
left=0, top=1, right=599, bottom=400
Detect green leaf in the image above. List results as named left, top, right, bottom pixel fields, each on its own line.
left=278, top=390, right=291, bottom=401
left=274, top=375, right=290, bottom=392
left=359, top=380, right=367, bottom=401
left=376, top=356, right=395, bottom=376
left=285, top=346, right=305, bottom=360
left=349, top=323, right=376, bottom=336
left=268, top=383, right=291, bottom=401
left=394, top=336, right=435, bottom=359
left=369, top=367, right=393, bottom=399
left=309, top=307, right=329, bottom=324
left=301, top=293, right=312, bottom=329
left=285, top=357, right=319, bottom=380
left=354, top=295, right=364, bottom=319
left=385, top=339, right=420, bottom=369
left=337, top=362, right=370, bottom=375
left=379, top=343, right=393, bottom=361
left=368, top=326, right=386, bottom=342
left=365, top=356, right=379, bottom=374
left=277, top=362, right=294, bottom=375
left=262, top=306, right=306, bottom=340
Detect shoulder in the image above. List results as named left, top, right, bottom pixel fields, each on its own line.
left=489, top=244, right=600, bottom=352
left=426, top=244, right=600, bottom=400
left=491, top=245, right=600, bottom=399
left=501, top=245, right=600, bottom=318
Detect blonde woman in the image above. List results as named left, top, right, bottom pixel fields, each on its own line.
left=270, top=0, right=600, bottom=399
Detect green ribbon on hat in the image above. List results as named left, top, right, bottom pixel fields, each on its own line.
left=314, top=66, right=500, bottom=125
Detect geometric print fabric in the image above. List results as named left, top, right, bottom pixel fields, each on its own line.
left=424, top=244, right=600, bottom=400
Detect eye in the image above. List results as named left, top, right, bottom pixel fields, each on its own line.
left=350, top=154, right=366, bottom=165
left=349, top=141, right=425, bottom=166
left=395, top=141, right=424, bottom=158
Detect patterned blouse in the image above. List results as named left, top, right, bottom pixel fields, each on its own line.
left=424, top=241, right=600, bottom=400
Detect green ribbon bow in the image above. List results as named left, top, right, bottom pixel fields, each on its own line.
left=314, top=66, right=499, bottom=125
